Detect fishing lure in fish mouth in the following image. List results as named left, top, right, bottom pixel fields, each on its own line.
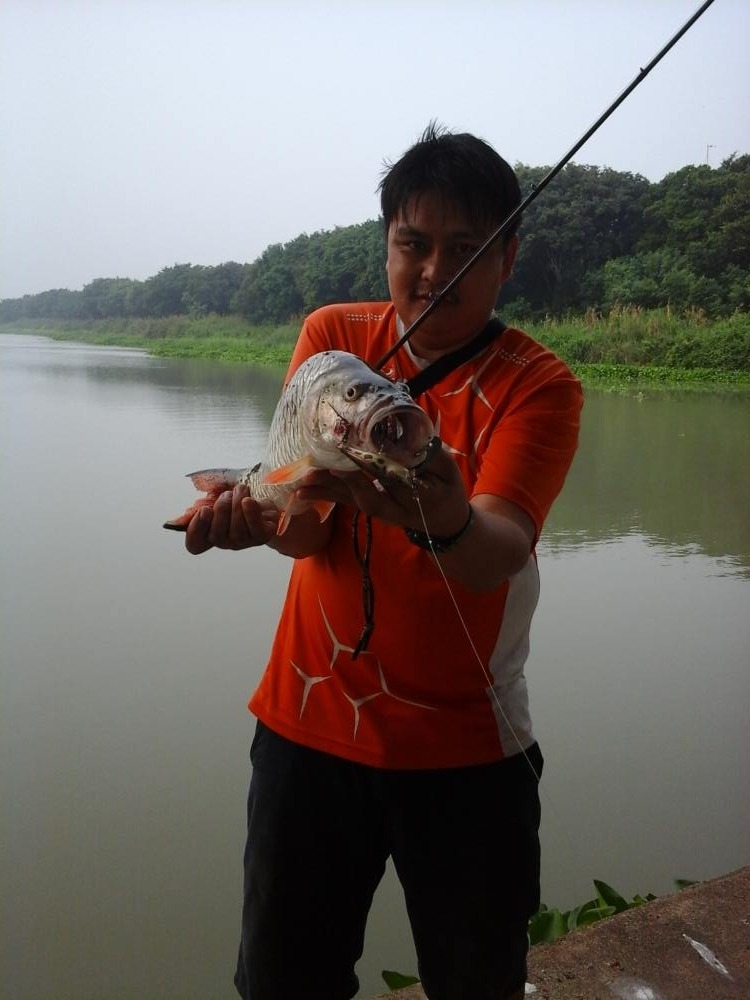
left=318, top=395, right=435, bottom=483
left=336, top=433, right=443, bottom=496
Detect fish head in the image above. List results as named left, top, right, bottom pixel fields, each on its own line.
left=301, top=352, right=434, bottom=479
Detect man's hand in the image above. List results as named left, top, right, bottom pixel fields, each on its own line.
left=185, top=486, right=279, bottom=554
left=293, top=444, right=471, bottom=539
left=294, top=444, right=536, bottom=592
left=184, top=484, right=334, bottom=558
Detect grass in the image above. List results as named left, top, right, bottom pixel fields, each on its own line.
left=381, top=877, right=700, bottom=990
left=571, top=362, right=750, bottom=392
left=4, top=307, right=749, bottom=390
left=519, top=305, right=750, bottom=373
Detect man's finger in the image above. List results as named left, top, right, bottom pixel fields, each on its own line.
left=208, top=490, right=233, bottom=545
left=229, top=485, right=252, bottom=541
left=240, top=495, right=279, bottom=544
left=414, top=443, right=460, bottom=484
left=185, top=505, right=214, bottom=554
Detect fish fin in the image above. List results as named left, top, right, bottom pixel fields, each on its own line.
left=262, top=456, right=316, bottom=486
left=316, top=500, right=336, bottom=523
left=187, top=468, right=244, bottom=493
left=276, top=499, right=335, bottom=536
left=164, top=468, right=245, bottom=531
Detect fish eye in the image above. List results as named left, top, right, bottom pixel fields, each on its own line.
left=345, top=383, right=363, bottom=401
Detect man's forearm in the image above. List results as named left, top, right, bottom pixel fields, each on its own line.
left=265, top=507, right=335, bottom=559
left=428, top=499, right=535, bottom=592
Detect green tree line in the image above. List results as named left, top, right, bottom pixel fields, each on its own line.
left=2, top=156, right=747, bottom=325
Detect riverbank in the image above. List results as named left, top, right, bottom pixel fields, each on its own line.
left=3, top=307, right=749, bottom=391
left=1, top=315, right=298, bottom=367
left=371, top=868, right=749, bottom=999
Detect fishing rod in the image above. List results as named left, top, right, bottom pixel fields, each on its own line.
left=376, top=0, right=717, bottom=370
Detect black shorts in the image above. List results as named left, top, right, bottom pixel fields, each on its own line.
left=234, top=721, right=543, bottom=1000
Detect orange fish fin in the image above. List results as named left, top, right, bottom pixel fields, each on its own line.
left=315, top=500, right=336, bottom=523
left=275, top=499, right=335, bottom=536
left=262, top=455, right=315, bottom=486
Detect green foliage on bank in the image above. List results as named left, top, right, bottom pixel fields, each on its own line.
left=572, top=363, right=750, bottom=391
left=529, top=877, right=696, bottom=945
left=534, top=305, right=750, bottom=370
left=2, top=156, right=748, bottom=325
left=7, top=307, right=749, bottom=390
left=382, top=969, right=421, bottom=989
left=382, top=879, right=699, bottom=989
left=9, top=316, right=298, bottom=366
left=529, top=879, right=658, bottom=945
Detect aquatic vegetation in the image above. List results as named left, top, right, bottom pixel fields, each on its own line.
left=381, top=879, right=699, bottom=988
left=3, top=308, right=749, bottom=389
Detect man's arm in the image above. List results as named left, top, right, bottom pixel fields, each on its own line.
left=293, top=446, right=534, bottom=592
left=432, top=493, right=535, bottom=591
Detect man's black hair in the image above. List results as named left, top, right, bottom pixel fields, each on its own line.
left=378, top=122, right=522, bottom=240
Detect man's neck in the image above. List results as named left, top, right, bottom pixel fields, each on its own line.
left=395, top=314, right=492, bottom=365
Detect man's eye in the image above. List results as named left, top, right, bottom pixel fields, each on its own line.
left=456, top=243, right=479, bottom=256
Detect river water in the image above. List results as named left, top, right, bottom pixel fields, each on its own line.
left=1, top=334, right=748, bottom=999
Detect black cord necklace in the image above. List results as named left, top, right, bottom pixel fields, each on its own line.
left=351, top=510, right=375, bottom=660
left=349, top=317, right=505, bottom=660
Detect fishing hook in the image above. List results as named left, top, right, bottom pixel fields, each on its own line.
left=411, top=435, right=443, bottom=477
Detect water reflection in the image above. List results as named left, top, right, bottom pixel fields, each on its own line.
left=543, top=390, right=750, bottom=575
left=2, top=333, right=285, bottom=423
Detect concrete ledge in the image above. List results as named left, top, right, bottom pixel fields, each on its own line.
left=369, top=867, right=749, bottom=999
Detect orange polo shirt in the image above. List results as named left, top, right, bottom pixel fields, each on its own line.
left=249, top=303, right=582, bottom=769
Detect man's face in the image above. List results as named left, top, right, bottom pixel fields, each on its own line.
left=386, top=190, right=518, bottom=357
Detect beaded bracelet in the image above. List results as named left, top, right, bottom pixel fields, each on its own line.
left=404, top=505, right=474, bottom=554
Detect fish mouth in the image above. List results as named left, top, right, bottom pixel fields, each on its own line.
left=360, top=402, right=434, bottom=469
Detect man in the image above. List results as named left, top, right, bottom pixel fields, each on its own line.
left=186, top=125, right=583, bottom=1000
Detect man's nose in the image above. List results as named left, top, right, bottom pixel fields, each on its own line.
left=421, top=248, right=452, bottom=285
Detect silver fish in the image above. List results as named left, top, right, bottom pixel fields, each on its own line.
left=164, top=350, right=435, bottom=534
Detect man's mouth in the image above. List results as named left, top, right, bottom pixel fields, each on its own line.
left=417, top=290, right=459, bottom=305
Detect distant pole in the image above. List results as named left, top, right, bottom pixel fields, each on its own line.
left=706, top=143, right=715, bottom=165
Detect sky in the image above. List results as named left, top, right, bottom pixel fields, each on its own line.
left=1, top=0, right=748, bottom=300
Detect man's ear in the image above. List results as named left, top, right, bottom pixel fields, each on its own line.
left=501, top=234, right=519, bottom=282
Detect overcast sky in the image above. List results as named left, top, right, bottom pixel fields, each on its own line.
left=1, top=0, right=748, bottom=300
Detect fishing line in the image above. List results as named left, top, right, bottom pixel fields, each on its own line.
left=373, top=0, right=716, bottom=812
left=411, top=490, right=542, bottom=782
left=375, top=0, right=716, bottom=371
left=411, top=490, right=587, bottom=869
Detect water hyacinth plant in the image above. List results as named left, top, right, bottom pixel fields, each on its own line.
left=382, top=879, right=698, bottom=988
